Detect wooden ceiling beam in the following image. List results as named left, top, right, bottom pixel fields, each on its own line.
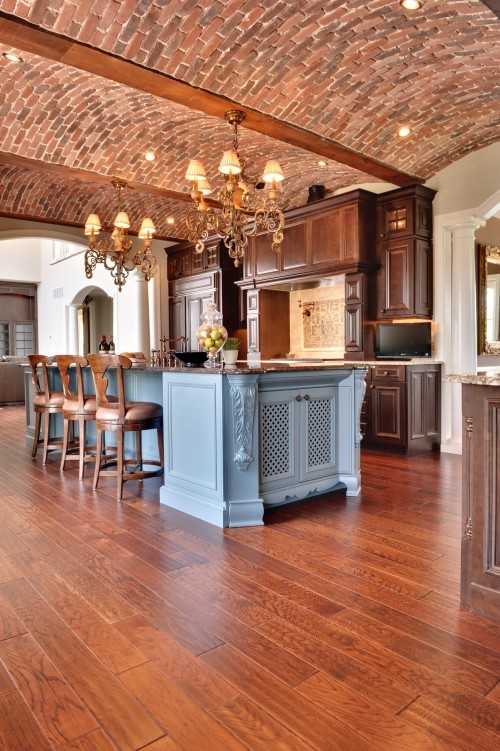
left=0, top=12, right=423, bottom=187
left=0, top=151, right=201, bottom=204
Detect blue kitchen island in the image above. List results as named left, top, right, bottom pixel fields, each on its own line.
left=24, top=362, right=367, bottom=528
left=160, top=364, right=367, bottom=527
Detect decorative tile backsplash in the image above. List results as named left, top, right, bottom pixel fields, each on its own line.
left=289, top=282, right=345, bottom=358
left=303, top=300, right=344, bottom=349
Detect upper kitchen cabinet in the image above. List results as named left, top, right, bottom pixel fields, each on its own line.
left=243, top=190, right=377, bottom=283
left=376, top=185, right=436, bottom=319
left=167, top=239, right=236, bottom=279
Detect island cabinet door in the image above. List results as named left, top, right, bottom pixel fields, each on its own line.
left=259, top=385, right=338, bottom=493
left=299, top=386, right=338, bottom=482
left=259, top=389, right=298, bottom=490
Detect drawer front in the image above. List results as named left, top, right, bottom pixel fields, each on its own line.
left=370, top=364, right=406, bottom=381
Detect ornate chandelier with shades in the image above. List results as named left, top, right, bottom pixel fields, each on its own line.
left=185, top=110, right=285, bottom=268
left=83, top=179, right=158, bottom=291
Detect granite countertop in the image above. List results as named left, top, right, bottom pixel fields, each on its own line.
left=445, top=372, right=500, bottom=386
left=140, top=358, right=442, bottom=375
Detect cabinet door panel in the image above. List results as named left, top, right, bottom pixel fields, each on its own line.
left=409, top=370, right=426, bottom=439
left=247, top=315, right=259, bottom=352
left=169, top=297, right=186, bottom=340
left=186, top=296, right=202, bottom=350
left=414, top=239, right=432, bottom=317
left=380, top=240, right=413, bottom=317
left=372, top=383, right=406, bottom=444
left=259, top=390, right=297, bottom=487
left=254, top=233, right=281, bottom=277
left=342, top=205, right=358, bottom=263
left=300, top=387, right=338, bottom=481
left=282, top=222, right=308, bottom=273
left=310, top=211, right=341, bottom=268
left=186, top=293, right=213, bottom=350
left=425, top=370, right=440, bottom=437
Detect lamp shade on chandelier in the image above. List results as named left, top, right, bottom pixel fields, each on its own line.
left=83, top=179, right=158, bottom=291
left=185, top=110, right=285, bottom=268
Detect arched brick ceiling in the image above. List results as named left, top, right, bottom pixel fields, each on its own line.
left=0, top=1, right=498, bottom=238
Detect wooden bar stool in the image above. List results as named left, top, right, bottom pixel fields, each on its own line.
left=54, top=355, right=97, bottom=480
left=88, top=353, right=164, bottom=500
left=28, top=354, right=64, bottom=464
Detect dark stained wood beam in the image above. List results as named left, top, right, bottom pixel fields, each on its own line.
left=0, top=12, right=423, bottom=187
left=0, top=151, right=195, bottom=204
left=481, top=1, right=500, bottom=19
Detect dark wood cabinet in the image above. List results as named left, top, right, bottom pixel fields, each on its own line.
left=377, top=186, right=435, bottom=319
left=243, top=189, right=377, bottom=285
left=166, top=241, right=242, bottom=349
left=344, top=272, right=376, bottom=360
left=363, top=362, right=440, bottom=454
left=460, top=384, right=500, bottom=622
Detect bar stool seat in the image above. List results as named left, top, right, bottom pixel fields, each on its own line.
left=88, top=353, right=164, bottom=500
left=28, top=354, right=65, bottom=464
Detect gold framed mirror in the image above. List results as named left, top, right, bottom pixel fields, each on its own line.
left=478, top=244, right=500, bottom=355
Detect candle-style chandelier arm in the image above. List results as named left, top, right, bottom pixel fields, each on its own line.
left=82, top=179, right=158, bottom=291
left=185, top=110, right=285, bottom=268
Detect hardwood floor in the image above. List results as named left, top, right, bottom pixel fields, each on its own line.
left=0, top=403, right=499, bottom=750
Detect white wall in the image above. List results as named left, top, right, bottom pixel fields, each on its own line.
left=428, top=143, right=500, bottom=217
left=0, top=237, right=42, bottom=283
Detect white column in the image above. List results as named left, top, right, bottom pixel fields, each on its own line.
left=116, top=269, right=151, bottom=355
left=67, top=304, right=79, bottom=355
left=439, top=218, right=484, bottom=453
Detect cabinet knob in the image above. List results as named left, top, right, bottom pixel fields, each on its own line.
left=295, top=395, right=302, bottom=402
left=370, top=384, right=374, bottom=389
left=303, top=394, right=310, bottom=401
left=384, top=370, right=388, bottom=375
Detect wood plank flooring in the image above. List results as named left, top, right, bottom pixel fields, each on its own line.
left=0, top=403, right=499, bottom=750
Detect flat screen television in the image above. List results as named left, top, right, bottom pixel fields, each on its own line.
left=375, top=322, right=431, bottom=359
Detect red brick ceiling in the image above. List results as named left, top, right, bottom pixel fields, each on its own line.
left=0, top=1, right=498, bottom=240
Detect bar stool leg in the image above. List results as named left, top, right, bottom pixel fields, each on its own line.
left=135, top=431, right=143, bottom=472
left=32, top=411, right=42, bottom=458
left=93, top=427, right=103, bottom=490
left=78, top=416, right=86, bottom=480
left=157, top=427, right=164, bottom=468
left=60, top=417, right=70, bottom=472
left=42, top=412, right=51, bottom=465
left=117, top=426, right=124, bottom=501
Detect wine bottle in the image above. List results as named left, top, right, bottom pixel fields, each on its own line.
left=108, top=335, right=115, bottom=354
left=98, top=334, right=108, bottom=352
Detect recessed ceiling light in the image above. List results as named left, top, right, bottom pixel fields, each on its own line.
left=2, top=52, right=23, bottom=63
left=317, top=160, right=327, bottom=167
left=398, top=126, right=412, bottom=138
left=166, top=217, right=175, bottom=224
left=144, top=150, right=156, bottom=162
left=399, top=0, right=423, bottom=10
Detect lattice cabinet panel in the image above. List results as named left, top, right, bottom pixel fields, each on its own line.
left=259, top=390, right=296, bottom=484
left=301, top=387, right=338, bottom=481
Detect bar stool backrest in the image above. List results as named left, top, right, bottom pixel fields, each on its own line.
left=27, top=354, right=53, bottom=406
left=54, top=355, right=89, bottom=411
left=87, top=353, right=132, bottom=423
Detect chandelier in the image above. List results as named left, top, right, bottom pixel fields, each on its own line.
left=83, top=179, right=158, bottom=291
left=185, top=110, right=285, bottom=268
